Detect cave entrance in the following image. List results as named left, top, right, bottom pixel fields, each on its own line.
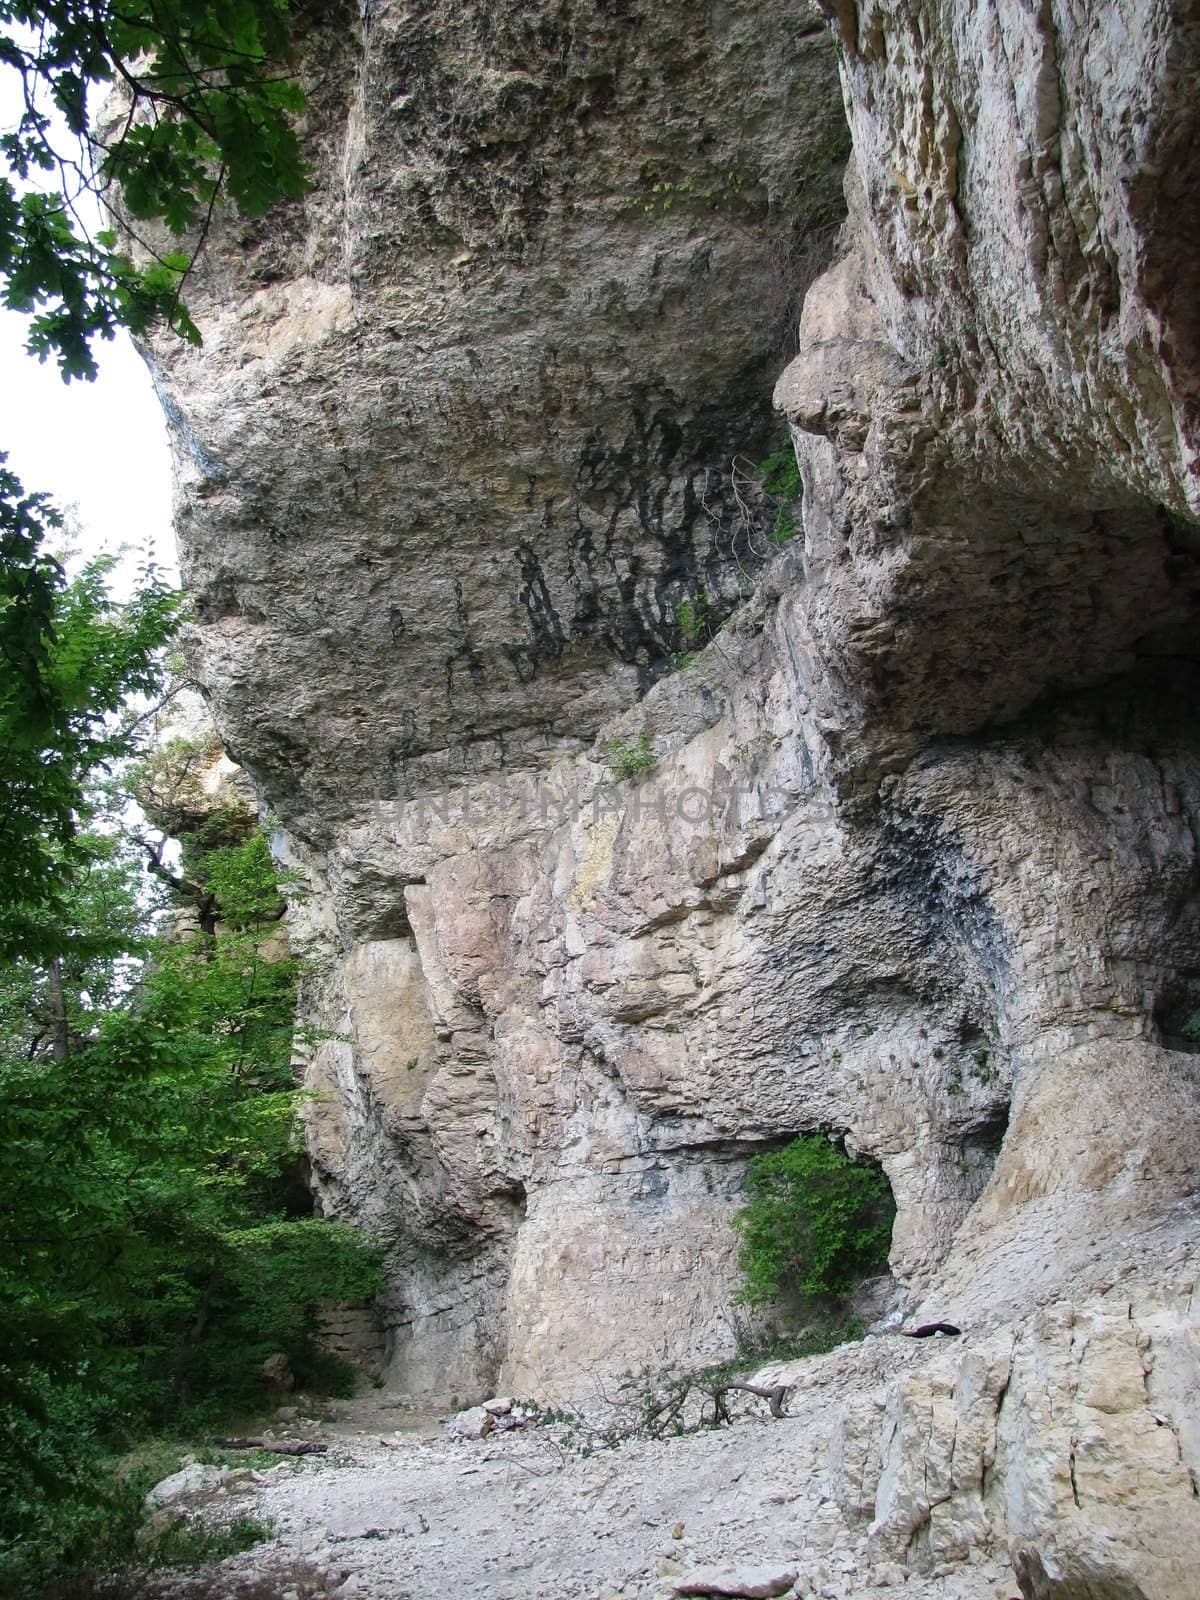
left=1153, top=973, right=1200, bottom=1053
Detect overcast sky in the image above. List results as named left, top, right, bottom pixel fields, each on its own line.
left=0, top=309, right=175, bottom=582
left=1, top=35, right=175, bottom=589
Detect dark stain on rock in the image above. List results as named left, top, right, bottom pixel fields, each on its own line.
left=513, top=541, right=567, bottom=669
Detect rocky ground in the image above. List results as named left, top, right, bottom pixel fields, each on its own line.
left=135, top=1334, right=1023, bottom=1600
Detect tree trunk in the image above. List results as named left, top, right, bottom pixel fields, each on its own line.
left=47, top=958, right=69, bottom=1062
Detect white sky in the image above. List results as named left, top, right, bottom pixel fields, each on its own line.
left=1, top=30, right=175, bottom=589
left=0, top=309, right=174, bottom=582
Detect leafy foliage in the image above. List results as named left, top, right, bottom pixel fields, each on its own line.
left=0, top=540, right=181, bottom=959
left=601, top=730, right=656, bottom=783
left=732, top=1134, right=894, bottom=1312
left=757, top=435, right=802, bottom=546
left=0, top=820, right=383, bottom=1590
left=640, top=169, right=753, bottom=219
left=1, top=0, right=308, bottom=380
left=0, top=0, right=309, bottom=911
left=0, top=567, right=381, bottom=1591
left=675, top=592, right=710, bottom=648
left=668, top=589, right=736, bottom=671
left=0, top=15, right=336, bottom=1588
left=0, top=1372, right=274, bottom=1592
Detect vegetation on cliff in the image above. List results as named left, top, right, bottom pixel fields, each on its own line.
left=733, top=1134, right=894, bottom=1318
left=1, top=0, right=308, bottom=881
left=0, top=563, right=383, bottom=1591
left=1, top=0, right=307, bottom=377
left=0, top=9, right=387, bottom=1589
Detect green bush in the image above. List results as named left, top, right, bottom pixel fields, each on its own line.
left=0, top=1377, right=273, bottom=1595
left=675, top=594, right=710, bottom=647
left=602, top=731, right=656, bottom=783
left=757, top=437, right=802, bottom=545
left=0, top=825, right=384, bottom=1592
left=732, top=1135, right=894, bottom=1312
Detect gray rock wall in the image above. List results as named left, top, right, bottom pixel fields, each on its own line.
left=150, top=2, right=1200, bottom=1593
left=155, top=0, right=846, bottom=841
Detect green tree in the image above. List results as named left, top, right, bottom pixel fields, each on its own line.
left=0, top=16, right=353, bottom=1586
left=1, top=0, right=308, bottom=902
left=1, top=0, right=307, bottom=378
left=732, top=1134, right=894, bottom=1313
left=0, top=819, right=383, bottom=1591
left=0, top=543, right=180, bottom=957
left=0, top=557, right=383, bottom=1593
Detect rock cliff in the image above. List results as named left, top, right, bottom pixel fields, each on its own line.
left=146, top=1, right=1200, bottom=1594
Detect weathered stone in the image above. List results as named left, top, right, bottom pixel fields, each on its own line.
left=448, top=1405, right=495, bottom=1440
left=262, top=1352, right=295, bottom=1391
left=136, top=686, right=257, bottom=840
left=147, top=0, right=1200, bottom=1591
left=673, top=1567, right=798, bottom=1599
left=870, top=1565, right=908, bottom=1589
left=146, top=0, right=848, bottom=848
left=145, top=1464, right=251, bottom=1508
left=828, top=1288, right=1200, bottom=1597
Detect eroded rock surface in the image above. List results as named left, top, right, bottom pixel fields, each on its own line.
left=152, top=0, right=846, bottom=841
left=150, top=1, right=1200, bottom=1594
left=829, top=1281, right=1200, bottom=1596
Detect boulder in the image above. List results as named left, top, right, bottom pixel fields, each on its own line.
left=261, top=1352, right=294, bottom=1391
left=145, top=1463, right=252, bottom=1507
left=673, top=1567, right=798, bottom=1599
left=447, top=1405, right=495, bottom=1440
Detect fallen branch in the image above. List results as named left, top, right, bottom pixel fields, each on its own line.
left=641, top=1374, right=791, bottom=1435
left=211, top=1437, right=328, bottom=1456
left=708, top=1380, right=791, bottom=1422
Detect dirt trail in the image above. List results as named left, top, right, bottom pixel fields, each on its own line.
left=140, top=1341, right=1018, bottom=1600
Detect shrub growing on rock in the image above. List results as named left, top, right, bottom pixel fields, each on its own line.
left=732, top=1134, right=894, bottom=1314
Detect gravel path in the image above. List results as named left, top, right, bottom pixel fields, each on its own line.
left=140, top=1340, right=1020, bottom=1600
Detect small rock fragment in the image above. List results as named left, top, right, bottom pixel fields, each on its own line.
left=448, top=1404, right=496, bottom=1439
left=871, top=1562, right=909, bottom=1586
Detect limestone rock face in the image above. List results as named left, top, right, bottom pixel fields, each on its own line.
left=150, top=0, right=846, bottom=843
left=152, top=1, right=1200, bottom=1595
left=829, top=1282, right=1200, bottom=1598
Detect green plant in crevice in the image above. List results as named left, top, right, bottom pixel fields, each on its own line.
left=669, top=589, right=736, bottom=671
left=601, top=731, right=656, bottom=783
left=970, top=1048, right=999, bottom=1086
left=640, top=169, right=754, bottom=220
left=670, top=591, right=711, bottom=669
left=756, top=435, right=803, bottom=546
left=731, top=1134, right=894, bottom=1317
left=675, top=592, right=710, bottom=648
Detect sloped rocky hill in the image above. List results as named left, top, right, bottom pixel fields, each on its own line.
left=146, top=2, right=1200, bottom=1594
